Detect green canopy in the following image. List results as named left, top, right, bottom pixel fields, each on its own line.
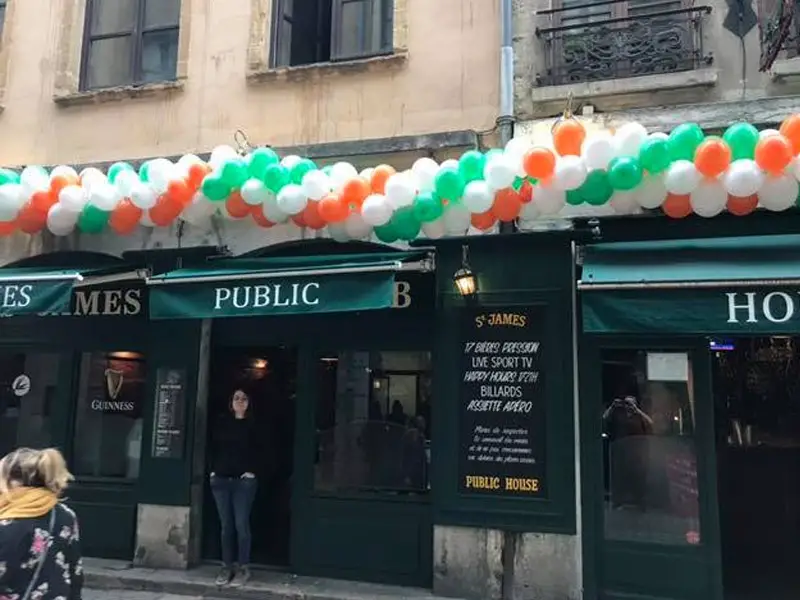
left=580, top=235, right=800, bottom=334
left=147, top=251, right=434, bottom=320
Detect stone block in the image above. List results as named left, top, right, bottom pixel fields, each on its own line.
left=134, top=504, right=191, bottom=569
left=433, top=525, right=504, bottom=600
left=511, top=532, right=581, bottom=600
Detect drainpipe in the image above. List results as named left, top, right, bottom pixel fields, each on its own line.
left=498, top=0, right=516, bottom=234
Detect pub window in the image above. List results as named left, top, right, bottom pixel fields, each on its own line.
left=0, top=352, right=60, bottom=457
left=271, top=0, right=393, bottom=68
left=72, top=351, right=146, bottom=479
left=315, top=351, right=432, bottom=493
left=600, top=349, right=700, bottom=545
left=80, top=0, right=180, bottom=91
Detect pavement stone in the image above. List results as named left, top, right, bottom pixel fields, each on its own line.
left=84, top=592, right=208, bottom=600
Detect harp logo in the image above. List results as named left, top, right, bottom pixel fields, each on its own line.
left=12, top=374, right=30, bottom=397
left=105, top=369, right=124, bottom=400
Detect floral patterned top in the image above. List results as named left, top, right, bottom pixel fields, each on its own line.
left=0, top=503, right=83, bottom=600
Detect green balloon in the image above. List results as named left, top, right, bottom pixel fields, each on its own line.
left=201, top=175, right=231, bottom=202
left=607, top=156, right=643, bottom=191
left=638, top=138, right=672, bottom=174
left=484, top=149, right=503, bottom=162
left=0, top=168, right=18, bottom=185
left=374, top=222, right=399, bottom=243
left=580, top=170, right=613, bottom=206
left=220, top=160, right=249, bottom=189
left=723, top=123, right=759, bottom=161
left=412, top=191, right=444, bottom=223
left=458, top=151, right=486, bottom=183
left=290, top=158, right=317, bottom=185
left=108, top=161, right=134, bottom=183
left=434, top=167, right=465, bottom=200
left=667, top=123, right=704, bottom=161
left=566, top=189, right=583, bottom=206
left=263, top=164, right=290, bottom=193
left=78, top=205, right=109, bottom=234
left=392, top=207, right=422, bottom=241
left=247, top=147, right=280, bottom=179
left=139, top=161, right=151, bottom=183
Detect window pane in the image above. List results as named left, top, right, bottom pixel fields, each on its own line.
left=0, top=5, right=6, bottom=43
left=90, top=0, right=137, bottom=35
left=73, top=351, right=146, bottom=479
left=601, top=349, right=700, bottom=545
left=144, top=0, right=181, bottom=29
left=141, top=29, right=178, bottom=83
left=86, top=36, right=133, bottom=89
left=337, top=0, right=369, bottom=58
left=0, top=353, right=59, bottom=456
left=314, top=351, right=432, bottom=493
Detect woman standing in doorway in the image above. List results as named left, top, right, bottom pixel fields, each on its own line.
left=210, top=388, right=260, bottom=588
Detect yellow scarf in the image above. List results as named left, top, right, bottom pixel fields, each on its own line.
left=0, top=487, right=58, bottom=519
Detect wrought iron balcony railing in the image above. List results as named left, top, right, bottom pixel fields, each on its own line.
left=536, top=0, right=713, bottom=87
left=759, top=0, right=800, bottom=67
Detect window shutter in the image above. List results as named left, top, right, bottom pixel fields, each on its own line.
left=271, top=0, right=294, bottom=67
left=331, top=0, right=390, bottom=61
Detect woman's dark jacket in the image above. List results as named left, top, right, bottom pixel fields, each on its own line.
left=210, top=414, right=261, bottom=477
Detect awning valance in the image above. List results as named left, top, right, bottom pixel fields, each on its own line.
left=580, top=235, right=800, bottom=334
left=147, top=251, right=435, bottom=320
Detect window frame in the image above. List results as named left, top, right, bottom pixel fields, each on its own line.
left=79, top=0, right=181, bottom=91
left=0, top=0, right=8, bottom=46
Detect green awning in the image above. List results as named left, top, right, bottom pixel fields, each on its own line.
left=580, top=235, right=800, bottom=334
left=147, top=251, right=435, bottom=320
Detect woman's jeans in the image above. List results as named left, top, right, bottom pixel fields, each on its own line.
left=210, top=476, right=257, bottom=567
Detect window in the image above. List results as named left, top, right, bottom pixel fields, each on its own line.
left=0, top=352, right=60, bottom=457
left=600, top=349, right=700, bottom=545
left=81, top=0, right=180, bottom=90
left=314, top=351, right=432, bottom=493
left=272, top=0, right=392, bottom=68
left=72, top=351, right=146, bottom=479
left=0, top=1, right=7, bottom=44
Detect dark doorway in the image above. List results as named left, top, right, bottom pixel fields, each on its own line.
left=712, top=337, right=800, bottom=600
left=203, top=346, right=297, bottom=567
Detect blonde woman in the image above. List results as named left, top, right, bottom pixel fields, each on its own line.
left=0, top=448, right=83, bottom=600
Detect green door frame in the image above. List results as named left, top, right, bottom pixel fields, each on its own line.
left=579, top=335, right=724, bottom=600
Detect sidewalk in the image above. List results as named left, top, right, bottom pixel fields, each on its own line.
left=83, top=558, right=463, bottom=600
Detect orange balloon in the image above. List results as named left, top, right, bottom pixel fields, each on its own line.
left=30, top=190, right=56, bottom=213
left=187, top=163, right=211, bottom=189
left=0, top=219, right=16, bottom=236
left=726, top=194, right=758, bottom=216
left=754, top=135, right=793, bottom=175
left=318, top=193, right=349, bottom=223
left=662, top=193, right=692, bottom=218
left=150, top=195, right=183, bottom=227
left=552, top=119, right=586, bottom=156
left=519, top=179, right=534, bottom=204
left=370, top=165, right=396, bottom=194
left=522, top=147, right=556, bottom=179
left=492, top=188, right=522, bottom=222
left=225, top=191, right=252, bottom=219
left=779, top=114, right=800, bottom=155
left=291, top=212, right=307, bottom=227
left=251, top=205, right=275, bottom=228
left=694, top=138, right=732, bottom=177
left=470, top=210, right=497, bottom=231
left=167, top=179, right=193, bottom=207
left=17, top=205, right=47, bottom=234
left=301, top=200, right=326, bottom=229
left=50, top=175, right=78, bottom=197
left=341, top=177, right=371, bottom=209
left=110, top=199, right=143, bottom=234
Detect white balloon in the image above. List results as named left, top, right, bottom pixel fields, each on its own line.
left=177, top=153, right=203, bottom=168
left=58, top=185, right=87, bottom=213
left=722, top=159, right=764, bottom=197
left=20, top=166, right=50, bottom=197
left=484, top=155, right=516, bottom=190
left=758, top=173, right=799, bottom=212
left=440, top=159, right=459, bottom=171
left=327, top=222, right=350, bottom=243
left=462, top=180, right=493, bottom=213
left=609, top=190, right=639, bottom=214
left=385, top=173, right=416, bottom=208
left=50, top=165, right=79, bottom=182
left=690, top=179, right=727, bottom=218
left=88, top=181, right=121, bottom=211
left=280, top=155, right=302, bottom=170
left=139, top=211, right=155, bottom=228
left=582, top=133, right=615, bottom=170
left=129, top=182, right=158, bottom=210
left=361, top=194, right=393, bottom=226
left=0, top=184, right=24, bottom=221
left=148, top=159, right=176, bottom=195
left=648, top=132, right=669, bottom=142
left=276, top=183, right=308, bottom=215
left=46, top=203, right=78, bottom=236
left=759, top=129, right=780, bottom=139
left=665, top=160, right=701, bottom=195
left=301, top=170, right=331, bottom=201
left=614, top=122, right=648, bottom=157
left=412, top=157, right=439, bottom=192
left=344, top=213, right=372, bottom=239
left=519, top=200, right=541, bottom=221
left=79, top=167, right=105, bottom=187
left=421, top=219, right=446, bottom=239
left=330, top=162, right=359, bottom=187
left=637, top=173, right=668, bottom=209
left=442, top=203, right=471, bottom=235
left=240, top=178, right=270, bottom=206
left=533, top=183, right=566, bottom=215
left=505, top=137, right=532, bottom=158
left=359, top=168, right=375, bottom=182
left=262, top=192, right=289, bottom=223
left=552, top=155, right=587, bottom=191
left=114, top=170, right=138, bottom=197
left=209, top=145, right=238, bottom=169
left=181, top=192, right=217, bottom=225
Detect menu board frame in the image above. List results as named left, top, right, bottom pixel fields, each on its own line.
left=151, top=367, right=187, bottom=459
left=458, top=305, right=547, bottom=498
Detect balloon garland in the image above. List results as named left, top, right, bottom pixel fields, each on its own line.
left=2, top=114, right=800, bottom=241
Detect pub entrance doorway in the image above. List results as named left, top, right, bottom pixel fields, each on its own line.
left=202, top=346, right=297, bottom=566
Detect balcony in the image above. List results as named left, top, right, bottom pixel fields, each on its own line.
left=535, top=0, right=713, bottom=87
left=759, top=0, right=800, bottom=71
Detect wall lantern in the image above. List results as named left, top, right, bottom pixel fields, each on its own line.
left=453, top=244, right=477, bottom=297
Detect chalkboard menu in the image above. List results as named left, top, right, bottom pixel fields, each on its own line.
left=459, top=307, right=547, bottom=497
left=152, top=368, right=187, bottom=459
